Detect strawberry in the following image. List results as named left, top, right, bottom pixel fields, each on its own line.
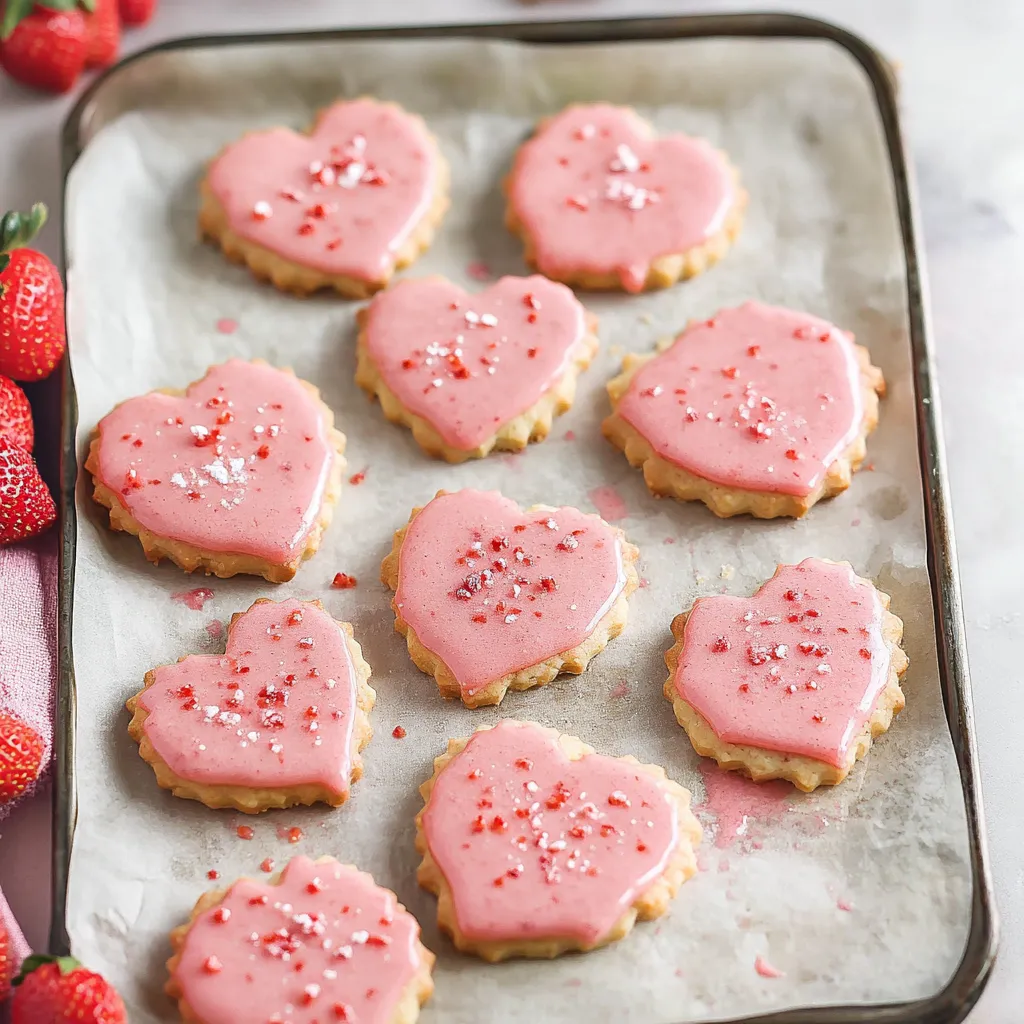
left=0, top=375, right=33, bottom=451
left=117, top=0, right=152, bottom=26
left=0, top=710, right=45, bottom=805
left=12, top=956, right=126, bottom=1024
left=84, top=0, right=118, bottom=68
left=0, top=920, right=13, bottom=1004
left=0, top=2, right=91, bottom=94
left=0, top=439, right=55, bottom=545
left=0, top=204, right=66, bottom=382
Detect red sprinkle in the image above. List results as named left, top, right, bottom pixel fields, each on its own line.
left=236, top=825, right=254, bottom=841
left=331, top=573, right=357, bottom=589
left=216, top=318, right=238, bottom=334
left=206, top=869, right=219, bottom=880
left=212, top=907, right=231, bottom=923
left=527, top=347, right=538, bottom=358
left=392, top=725, right=407, bottom=739
left=286, top=827, right=304, bottom=844
left=711, top=636, right=730, bottom=653
left=260, top=858, right=275, bottom=873
left=349, top=469, right=367, bottom=486
left=490, top=815, right=508, bottom=833
left=721, top=366, right=738, bottom=379
left=203, top=956, right=223, bottom=974
left=608, top=790, right=630, bottom=808
left=859, top=648, right=872, bottom=659
left=747, top=344, right=760, bottom=357
left=514, top=758, right=533, bottom=771
left=249, top=894, right=268, bottom=906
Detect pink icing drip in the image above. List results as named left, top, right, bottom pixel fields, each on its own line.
left=587, top=484, right=628, bottom=522
left=423, top=721, right=679, bottom=944
left=172, top=587, right=215, bottom=611
left=755, top=956, right=785, bottom=979
left=207, top=98, right=435, bottom=281
left=139, top=599, right=357, bottom=792
left=395, top=490, right=625, bottom=696
left=508, top=104, right=734, bottom=292
left=364, top=276, right=586, bottom=450
left=94, top=360, right=334, bottom=563
left=696, top=763, right=792, bottom=849
left=176, top=857, right=421, bottom=1024
left=675, top=559, right=890, bottom=767
left=617, top=302, right=863, bottom=496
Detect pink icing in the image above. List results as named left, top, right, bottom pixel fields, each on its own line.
left=508, top=104, right=735, bottom=292
left=176, top=856, right=422, bottom=1023
left=139, top=599, right=359, bottom=793
left=363, top=276, right=586, bottom=450
left=616, top=302, right=864, bottom=497
left=674, top=559, right=890, bottom=768
left=755, top=956, right=785, bottom=979
left=94, top=360, right=335, bottom=564
left=587, top=484, right=628, bottom=522
left=696, top=763, right=792, bottom=849
left=172, top=588, right=215, bottom=611
left=394, top=490, right=626, bottom=697
left=207, top=98, right=436, bottom=282
left=423, top=720, right=679, bottom=944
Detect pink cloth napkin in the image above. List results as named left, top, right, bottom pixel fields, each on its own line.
left=0, top=531, right=58, bottom=977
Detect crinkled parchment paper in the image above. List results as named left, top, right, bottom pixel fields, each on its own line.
left=64, top=35, right=971, bottom=1023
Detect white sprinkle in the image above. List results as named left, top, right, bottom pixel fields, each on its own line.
left=610, top=143, right=640, bottom=173
left=169, top=472, right=187, bottom=488
left=480, top=312, right=499, bottom=327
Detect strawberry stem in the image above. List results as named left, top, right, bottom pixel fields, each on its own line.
left=13, top=953, right=81, bottom=986
left=0, top=203, right=47, bottom=275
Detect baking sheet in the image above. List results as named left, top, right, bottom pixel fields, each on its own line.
left=63, top=34, right=972, bottom=1023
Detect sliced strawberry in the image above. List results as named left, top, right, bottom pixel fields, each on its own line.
left=0, top=375, right=33, bottom=451
left=0, top=439, right=55, bottom=545
left=0, top=3, right=88, bottom=94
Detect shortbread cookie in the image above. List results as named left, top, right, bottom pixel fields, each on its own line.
left=505, top=103, right=745, bottom=293
left=200, top=98, right=449, bottom=298
left=604, top=301, right=885, bottom=518
left=355, top=275, right=598, bottom=461
left=167, top=855, right=434, bottom=1024
left=86, top=359, right=345, bottom=582
left=664, top=558, right=908, bottom=792
left=381, top=489, right=639, bottom=708
left=127, top=598, right=375, bottom=813
left=416, top=719, right=701, bottom=961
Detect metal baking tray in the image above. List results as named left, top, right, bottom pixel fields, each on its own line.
left=53, top=13, right=996, bottom=1023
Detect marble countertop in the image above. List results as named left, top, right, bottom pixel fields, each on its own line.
left=1, top=1, right=1018, bottom=1020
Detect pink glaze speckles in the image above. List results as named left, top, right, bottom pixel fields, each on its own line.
left=140, top=599, right=358, bottom=793
left=93, top=360, right=335, bottom=564
left=675, top=559, right=890, bottom=768
left=207, top=99, right=436, bottom=282
left=395, top=490, right=626, bottom=698
left=617, top=302, right=864, bottom=496
left=175, top=856, right=423, bottom=1024
left=508, top=104, right=735, bottom=292
left=363, top=276, right=587, bottom=450
left=423, top=721, right=679, bottom=945
left=696, top=763, right=792, bottom=849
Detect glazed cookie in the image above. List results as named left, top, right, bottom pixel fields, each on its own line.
left=200, top=98, right=449, bottom=298
left=664, top=558, right=908, bottom=792
left=86, top=359, right=345, bottom=582
left=355, top=275, right=598, bottom=461
left=603, top=302, right=885, bottom=518
left=127, top=598, right=375, bottom=813
left=381, top=489, right=639, bottom=708
left=416, top=719, right=701, bottom=961
left=505, top=103, right=745, bottom=293
left=167, top=855, right=434, bottom=1024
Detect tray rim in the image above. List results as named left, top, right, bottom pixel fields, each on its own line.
left=53, top=12, right=998, bottom=1024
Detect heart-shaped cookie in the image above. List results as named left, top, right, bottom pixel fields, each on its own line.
left=86, top=359, right=345, bottom=582
left=200, top=98, right=449, bottom=297
left=356, top=275, right=597, bottom=460
left=168, top=856, right=434, bottom=1024
left=506, top=103, right=745, bottom=292
left=604, top=302, right=885, bottom=518
left=382, top=490, right=638, bottom=707
left=127, top=598, right=375, bottom=812
left=665, top=559, right=908, bottom=791
left=416, top=720, right=701, bottom=960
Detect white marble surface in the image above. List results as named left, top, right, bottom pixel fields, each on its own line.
left=0, top=1, right=1018, bottom=1020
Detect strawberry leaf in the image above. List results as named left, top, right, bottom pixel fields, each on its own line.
left=79, top=0, right=96, bottom=10
left=0, top=203, right=47, bottom=255
left=13, top=953, right=81, bottom=986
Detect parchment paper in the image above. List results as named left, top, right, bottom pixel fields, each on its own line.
left=64, top=35, right=972, bottom=1023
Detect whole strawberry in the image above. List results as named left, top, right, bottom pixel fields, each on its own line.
left=0, top=438, right=55, bottom=545
left=0, top=375, right=34, bottom=451
left=0, top=2, right=92, bottom=94
left=0, top=710, right=45, bottom=805
left=0, top=203, right=66, bottom=382
left=13, top=956, right=126, bottom=1024
left=0, top=920, right=12, bottom=1004
left=117, top=0, right=153, bottom=26
left=84, top=0, right=118, bottom=68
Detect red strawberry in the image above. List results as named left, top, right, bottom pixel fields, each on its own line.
left=84, top=0, right=118, bottom=68
left=0, top=439, right=55, bottom=545
left=12, top=956, right=126, bottom=1024
left=0, top=204, right=66, bottom=382
left=0, top=711, right=45, bottom=806
left=0, top=375, right=33, bottom=451
left=117, top=0, right=153, bottom=26
left=0, top=921, right=13, bottom=1004
left=0, top=3, right=88, bottom=94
